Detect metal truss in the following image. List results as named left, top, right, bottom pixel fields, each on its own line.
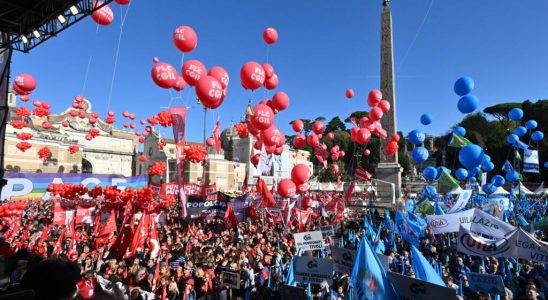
left=0, top=0, right=114, bottom=54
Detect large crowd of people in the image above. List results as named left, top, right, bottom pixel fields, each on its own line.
left=0, top=188, right=546, bottom=300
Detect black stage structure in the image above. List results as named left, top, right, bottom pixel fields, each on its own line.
left=0, top=0, right=114, bottom=197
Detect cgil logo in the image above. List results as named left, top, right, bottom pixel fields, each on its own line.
left=429, top=218, right=448, bottom=228
left=307, top=260, right=318, bottom=269
left=303, top=234, right=312, bottom=241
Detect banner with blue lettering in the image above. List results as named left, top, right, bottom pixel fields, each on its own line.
left=467, top=272, right=506, bottom=296
left=1, top=173, right=147, bottom=201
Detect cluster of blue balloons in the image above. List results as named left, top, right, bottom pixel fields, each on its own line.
left=506, top=109, right=543, bottom=143
left=482, top=183, right=497, bottom=195
left=454, top=76, right=479, bottom=114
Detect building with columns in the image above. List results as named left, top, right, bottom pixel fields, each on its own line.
left=4, top=92, right=138, bottom=176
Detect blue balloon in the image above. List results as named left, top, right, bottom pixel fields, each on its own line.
left=482, top=183, right=497, bottom=195
left=457, top=94, right=479, bottom=114
left=525, top=120, right=537, bottom=130
left=454, top=76, right=475, bottom=96
left=420, top=114, right=433, bottom=125
left=458, top=144, right=485, bottom=169
left=453, top=126, right=466, bottom=137
left=423, top=166, right=438, bottom=181
left=531, top=131, right=544, bottom=141
left=483, top=161, right=494, bottom=172
left=491, top=175, right=505, bottom=187
left=506, top=134, right=519, bottom=145
left=455, top=168, right=468, bottom=180
left=469, top=176, right=477, bottom=183
left=435, top=166, right=451, bottom=180
left=408, top=129, right=426, bottom=145
left=506, top=171, right=519, bottom=182
left=514, top=126, right=527, bottom=137
left=473, top=166, right=482, bottom=175
left=544, top=162, right=548, bottom=168
left=508, top=108, right=523, bottom=121
left=412, top=146, right=429, bottom=163
left=482, top=154, right=491, bottom=165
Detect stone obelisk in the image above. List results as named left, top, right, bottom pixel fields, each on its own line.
left=377, top=0, right=402, bottom=207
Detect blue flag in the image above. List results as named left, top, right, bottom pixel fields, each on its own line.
left=410, top=245, right=446, bottom=286
left=350, top=234, right=398, bottom=300
left=518, top=215, right=529, bottom=227
left=285, top=257, right=296, bottom=285
left=395, top=212, right=424, bottom=247
left=408, top=212, right=427, bottom=228
left=502, top=160, right=514, bottom=172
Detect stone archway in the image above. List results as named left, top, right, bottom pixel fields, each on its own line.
left=82, top=158, right=93, bottom=174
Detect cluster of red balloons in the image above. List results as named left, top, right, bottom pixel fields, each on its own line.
left=37, top=146, right=51, bottom=160
left=386, top=133, right=400, bottom=156
left=184, top=144, right=208, bottom=163
left=148, top=162, right=167, bottom=177
left=139, top=154, right=148, bottom=162
left=68, top=145, right=80, bottom=154
left=234, top=122, right=249, bottom=138
left=279, top=164, right=312, bottom=198
left=16, top=141, right=31, bottom=152
left=0, top=202, right=26, bottom=219
left=15, top=106, right=30, bottom=117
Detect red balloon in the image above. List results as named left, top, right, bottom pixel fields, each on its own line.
left=312, top=121, right=325, bottom=135
left=206, top=138, right=214, bottom=147
left=14, top=74, right=37, bottom=92
left=293, top=134, right=306, bottom=148
left=274, top=146, right=283, bottom=156
left=263, top=64, right=275, bottom=78
left=91, top=1, right=114, bottom=26
left=12, top=83, right=30, bottom=96
left=173, top=76, right=186, bottom=91
left=261, top=125, right=282, bottom=147
left=298, top=184, right=310, bottom=195
left=364, top=149, right=371, bottom=156
left=91, top=112, right=99, bottom=119
left=350, top=126, right=360, bottom=141
left=79, top=111, right=87, bottom=119
left=85, top=134, right=93, bottom=141
left=367, top=89, right=382, bottom=107
left=391, top=133, right=400, bottom=142
left=345, top=89, right=354, bottom=99
left=140, top=120, right=146, bottom=125
left=62, top=121, right=69, bottom=127
left=107, top=110, right=115, bottom=117
left=338, top=151, right=345, bottom=158
left=20, top=95, right=30, bottom=102
left=89, top=118, right=97, bottom=124
left=130, top=123, right=136, bottom=129
left=264, top=74, right=279, bottom=90
left=208, top=66, right=229, bottom=89
left=129, top=114, right=136, bottom=120
left=173, top=25, right=198, bottom=53
left=356, top=128, right=371, bottom=145
left=291, top=164, right=310, bottom=184
left=182, top=59, right=207, bottom=87
left=378, top=100, right=390, bottom=113
left=272, top=92, right=289, bottom=111
left=332, top=164, right=340, bottom=174
left=70, top=110, right=77, bottom=117
left=307, top=133, right=320, bottom=147
left=122, top=111, right=130, bottom=118
left=114, top=0, right=131, bottom=5
left=42, top=121, right=51, bottom=129
left=196, top=76, right=223, bottom=109
left=253, top=140, right=262, bottom=150
left=277, top=179, right=296, bottom=198
left=369, top=107, right=383, bottom=121
left=265, top=144, right=276, bottom=154
left=292, top=119, right=304, bottom=133
left=240, top=62, right=265, bottom=90
left=386, top=141, right=399, bottom=156
left=326, top=132, right=334, bottom=140
left=123, top=122, right=129, bottom=128
left=263, top=27, right=279, bottom=45
left=250, top=104, right=274, bottom=130
left=32, top=100, right=42, bottom=107
left=151, top=62, right=178, bottom=89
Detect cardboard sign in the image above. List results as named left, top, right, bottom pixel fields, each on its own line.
left=280, top=285, right=306, bottom=300
left=320, top=225, right=334, bottom=237
left=388, top=272, right=457, bottom=300
left=220, top=271, right=240, bottom=289
left=294, top=256, right=333, bottom=285
left=331, top=247, right=356, bottom=274
left=293, top=231, right=324, bottom=251
left=467, top=272, right=506, bottom=296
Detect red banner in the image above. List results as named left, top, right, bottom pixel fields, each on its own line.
left=53, top=202, right=67, bottom=226
left=150, top=182, right=216, bottom=197
left=170, top=107, right=187, bottom=218
left=75, top=206, right=94, bottom=225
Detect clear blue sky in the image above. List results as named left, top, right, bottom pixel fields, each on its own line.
left=11, top=0, right=548, bottom=143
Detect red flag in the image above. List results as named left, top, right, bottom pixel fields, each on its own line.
left=75, top=206, right=94, bottom=225
left=53, top=202, right=67, bottom=226
left=128, top=213, right=149, bottom=257
left=66, top=217, right=75, bottom=238
left=223, top=203, right=238, bottom=228
left=354, top=164, right=372, bottom=181
left=344, top=181, right=356, bottom=202
left=298, top=210, right=304, bottom=233
left=213, top=117, right=221, bottom=155
left=118, top=224, right=134, bottom=260
left=53, top=229, right=65, bottom=255
left=170, top=107, right=188, bottom=218
left=38, top=225, right=50, bottom=245
left=241, top=171, right=249, bottom=193
left=257, top=178, right=276, bottom=208
left=99, top=210, right=117, bottom=237
left=148, top=220, right=160, bottom=260
left=248, top=205, right=259, bottom=221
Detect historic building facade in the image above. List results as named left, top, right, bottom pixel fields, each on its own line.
left=5, top=93, right=138, bottom=176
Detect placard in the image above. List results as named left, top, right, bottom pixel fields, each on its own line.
left=320, top=225, right=334, bottom=237
left=388, top=272, right=457, bottom=300
left=467, top=272, right=506, bottom=296
left=293, top=231, right=324, bottom=251
left=331, top=247, right=356, bottom=274
left=220, top=271, right=240, bottom=289
left=294, top=256, right=333, bottom=285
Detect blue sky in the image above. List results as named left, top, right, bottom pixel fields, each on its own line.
left=11, top=0, right=548, bottom=143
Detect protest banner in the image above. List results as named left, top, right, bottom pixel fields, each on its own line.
left=467, top=272, right=506, bottom=296
left=447, top=190, right=472, bottom=213
left=280, top=285, right=306, bottom=300
left=320, top=225, right=334, bottom=237
left=293, top=231, right=324, bottom=251
left=185, top=192, right=230, bottom=221
left=426, top=208, right=515, bottom=238
left=457, top=226, right=548, bottom=263
left=220, top=271, right=240, bottom=289
left=182, top=183, right=217, bottom=196
left=294, top=256, right=333, bottom=285
left=331, top=247, right=356, bottom=274
left=1, top=173, right=147, bottom=201
left=387, top=272, right=457, bottom=300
